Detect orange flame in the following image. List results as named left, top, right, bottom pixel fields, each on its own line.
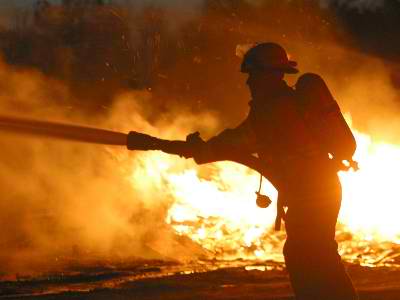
left=128, top=121, right=400, bottom=266
left=339, top=130, right=400, bottom=241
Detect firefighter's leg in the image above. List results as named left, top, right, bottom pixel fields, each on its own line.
left=283, top=195, right=358, bottom=300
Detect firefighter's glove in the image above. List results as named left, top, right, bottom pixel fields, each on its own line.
left=186, top=131, right=204, bottom=145
left=127, top=131, right=160, bottom=151
left=186, top=131, right=209, bottom=163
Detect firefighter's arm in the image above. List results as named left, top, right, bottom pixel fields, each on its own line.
left=185, top=130, right=275, bottom=181
left=125, top=112, right=258, bottom=162
left=190, top=118, right=258, bottom=165
left=125, top=130, right=273, bottom=180
left=125, top=128, right=256, bottom=162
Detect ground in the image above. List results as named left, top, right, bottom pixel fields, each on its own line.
left=2, top=261, right=400, bottom=300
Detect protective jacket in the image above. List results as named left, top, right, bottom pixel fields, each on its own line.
left=194, top=80, right=338, bottom=202
left=192, top=79, right=345, bottom=230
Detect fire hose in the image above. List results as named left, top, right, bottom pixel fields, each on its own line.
left=0, top=115, right=128, bottom=146
left=0, top=114, right=271, bottom=175
left=0, top=114, right=275, bottom=201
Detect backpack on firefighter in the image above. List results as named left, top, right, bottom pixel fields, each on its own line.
left=295, top=73, right=358, bottom=171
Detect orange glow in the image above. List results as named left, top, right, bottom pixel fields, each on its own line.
left=128, top=123, right=400, bottom=266
left=339, top=130, right=400, bottom=242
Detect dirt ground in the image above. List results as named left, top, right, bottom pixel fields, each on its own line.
left=2, top=262, right=400, bottom=300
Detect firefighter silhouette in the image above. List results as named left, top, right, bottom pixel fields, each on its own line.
left=127, top=42, right=359, bottom=300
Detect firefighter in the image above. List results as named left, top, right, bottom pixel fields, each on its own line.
left=126, top=42, right=358, bottom=300
left=208, top=42, right=358, bottom=300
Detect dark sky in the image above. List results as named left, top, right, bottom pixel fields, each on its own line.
left=331, top=0, right=400, bottom=63
left=1, top=0, right=399, bottom=63
left=0, top=0, right=55, bottom=10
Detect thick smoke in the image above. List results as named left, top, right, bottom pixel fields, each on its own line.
left=0, top=59, right=215, bottom=276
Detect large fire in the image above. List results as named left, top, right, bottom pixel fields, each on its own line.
left=128, top=123, right=400, bottom=267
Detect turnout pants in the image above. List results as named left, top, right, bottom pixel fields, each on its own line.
left=283, top=181, right=358, bottom=300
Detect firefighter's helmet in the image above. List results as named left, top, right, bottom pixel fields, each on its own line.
left=241, top=42, right=298, bottom=74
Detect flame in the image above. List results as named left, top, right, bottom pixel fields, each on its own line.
left=128, top=124, right=400, bottom=266
left=339, top=131, right=400, bottom=242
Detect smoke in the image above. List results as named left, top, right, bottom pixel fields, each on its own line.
left=321, top=51, right=400, bottom=143
left=0, top=59, right=217, bottom=277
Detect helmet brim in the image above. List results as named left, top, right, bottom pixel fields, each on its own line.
left=272, top=60, right=299, bottom=74
left=285, top=60, right=299, bottom=74
left=283, top=63, right=299, bottom=74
